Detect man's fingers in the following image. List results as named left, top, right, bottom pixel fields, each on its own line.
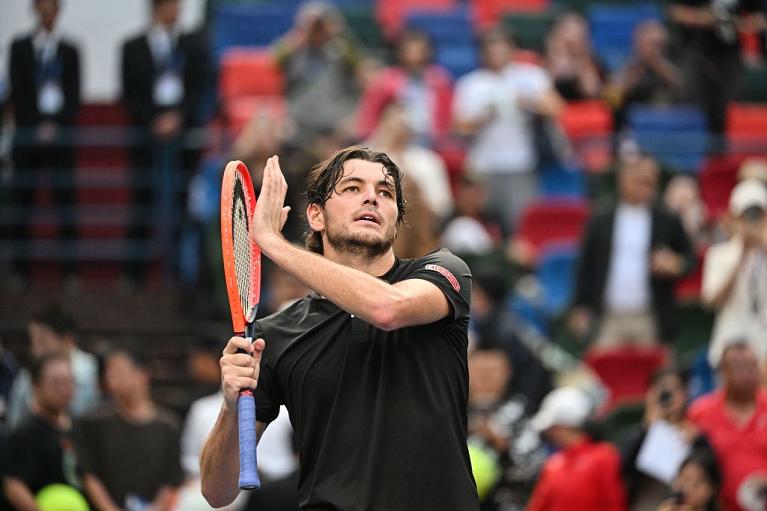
left=223, top=336, right=251, bottom=355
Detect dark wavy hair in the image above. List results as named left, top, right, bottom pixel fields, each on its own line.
left=304, top=146, right=406, bottom=254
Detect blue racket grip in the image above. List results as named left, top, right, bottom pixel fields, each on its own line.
left=238, top=391, right=261, bottom=489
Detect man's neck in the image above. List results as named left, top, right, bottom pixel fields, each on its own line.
left=115, top=395, right=156, bottom=423
left=324, top=248, right=396, bottom=277
left=725, top=387, right=758, bottom=424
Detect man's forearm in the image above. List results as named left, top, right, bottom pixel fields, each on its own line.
left=3, top=478, right=40, bottom=511
left=200, top=405, right=241, bottom=508
left=83, top=474, right=121, bottom=511
left=260, top=235, right=406, bottom=330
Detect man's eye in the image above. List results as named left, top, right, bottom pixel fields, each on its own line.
left=344, top=186, right=359, bottom=192
left=378, top=190, right=393, bottom=198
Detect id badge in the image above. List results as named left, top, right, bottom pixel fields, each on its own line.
left=153, top=71, right=184, bottom=106
left=38, top=81, right=63, bottom=114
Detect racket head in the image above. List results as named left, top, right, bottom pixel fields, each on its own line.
left=220, top=160, right=262, bottom=333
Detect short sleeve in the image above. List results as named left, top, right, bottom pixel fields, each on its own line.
left=252, top=321, right=282, bottom=424
left=404, top=249, right=472, bottom=323
left=452, top=73, right=486, bottom=122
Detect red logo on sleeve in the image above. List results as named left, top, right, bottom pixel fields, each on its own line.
left=425, top=264, right=461, bottom=292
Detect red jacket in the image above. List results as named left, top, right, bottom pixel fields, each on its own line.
left=527, top=439, right=627, bottom=511
left=356, top=65, right=453, bottom=145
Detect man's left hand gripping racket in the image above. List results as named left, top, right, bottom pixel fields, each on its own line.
left=221, top=160, right=262, bottom=490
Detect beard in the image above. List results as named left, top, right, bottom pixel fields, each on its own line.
left=324, top=213, right=397, bottom=260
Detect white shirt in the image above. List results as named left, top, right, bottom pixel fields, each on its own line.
left=702, top=237, right=767, bottom=366
left=33, top=27, right=61, bottom=63
left=453, top=63, right=551, bottom=174
left=393, top=145, right=454, bottom=219
left=148, top=24, right=176, bottom=65
left=604, top=203, right=653, bottom=313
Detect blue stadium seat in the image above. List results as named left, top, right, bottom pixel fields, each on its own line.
left=212, top=5, right=297, bottom=61
left=538, top=163, right=585, bottom=198
left=536, top=244, right=578, bottom=316
left=627, top=105, right=709, bottom=173
left=406, top=9, right=478, bottom=77
left=588, top=3, right=662, bottom=71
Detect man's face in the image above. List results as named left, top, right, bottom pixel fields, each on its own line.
left=35, top=358, right=74, bottom=414
left=722, top=344, right=761, bottom=394
left=483, top=38, right=512, bottom=71
left=105, top=353, right=147, bottom=401
left=619, top=160, right=659, bottom=205
left=312, top=159, right=399, bottom=259
left=28, top=321, right=66, bottom=359
left=155, top=0, right=181, bottom=27
left=398, top=38, right=430, bottom=71
left=35, top=0, right=59, bottom=30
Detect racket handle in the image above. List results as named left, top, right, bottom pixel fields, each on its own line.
left=238, top=390, right=261, bottom=490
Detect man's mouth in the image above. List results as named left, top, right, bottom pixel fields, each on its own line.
left=355, top=212, right=381, bottom=225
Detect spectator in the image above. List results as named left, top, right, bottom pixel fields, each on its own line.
left=664, top=175, right=708, bottom=248
left=657, top=449, right=723, bottom=511
left=453, top=29, right=564, bottom=227
left=6, top=302, right=99, bottom=430
left=273, top=0, right=362, bottom=143
left=121, top=0, right=209, bottom=287
left=441, top=174, right=508, bottom=255
left=357, top=28, right=453, bottom=148
left=391, top=176, right=440, bottom=259
left=688, top=342, right=767, bottom=511
left=527, top=386, right=628, bottom=511
left=467, top=349, right=548, bottom=510
left=737, top=158, right=767, bottom=186
left=6, top=0, right=81, bottom=287
left=702, top=179, right=767, bottom=367
left=570, top=155, right=696, bottom=347
left=668, top=0, right=766, bottom=140
left=545, top=12, right=604, bottom=100
left=0, top=340, right=19, bottom=424
left=622, top=369, right=700, bottom=511
left=76, top=349, right=183, bottom=511
left=366, top=101, right=454, bottom=220
left=607, top=20, right=682, bottom=129
left=3, top=354, right=87, bottom=511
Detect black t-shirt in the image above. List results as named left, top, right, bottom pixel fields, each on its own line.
left=254, top=248, right=480, bottom=511
left=5, top=414, right=80, bottom=495
left=75, top=405, right=184, bottom=507
left=671, top=0, right=764, bottom=52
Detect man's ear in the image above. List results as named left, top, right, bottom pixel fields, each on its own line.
left=307, top=203, right=325, bottom=232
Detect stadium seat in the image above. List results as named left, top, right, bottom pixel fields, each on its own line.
left=472, top=0, right=550, bottom=29
left=538, top=163, right=585, bottom=197
left=376, top=0, right=457, bottom=37
left=559, top=100, right=614, bottom=173
left=585, top=345, right=669, bottom=413
left=406, top=9, right=478, bottom=77
left=212, top=5, right=296, bottom=61
left=219, top=49, right=283, bottom=100
left=514, top=199, right=590, bottom=260
left=698, top=154, right=743, bottom=220
left=588, top=3, right=662, bottom=72
left=627, top=105, right=709, bottom=173
left=535, top=243, right=579, bottom=316
left=727, top=103, right=767, bottom=154
left=502, top=11, right=558, bottom=52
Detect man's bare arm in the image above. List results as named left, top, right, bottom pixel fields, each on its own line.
left=3, top=477, right=40, bottom=511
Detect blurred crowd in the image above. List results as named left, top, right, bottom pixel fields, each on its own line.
left=2, top=0, right=767, bottom=510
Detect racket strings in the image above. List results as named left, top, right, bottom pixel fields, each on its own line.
left=232, top=177, right=253, bottom=314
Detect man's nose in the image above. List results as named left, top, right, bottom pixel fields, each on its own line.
left=362, top=186, right=378, bottom=205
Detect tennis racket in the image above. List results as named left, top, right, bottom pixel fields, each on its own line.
left=220, top=160, right=262, bottom=490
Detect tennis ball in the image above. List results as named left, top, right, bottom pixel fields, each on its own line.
left=36, top=484, right=90, bottom=511
left=468, top=442, right=501, bottom=501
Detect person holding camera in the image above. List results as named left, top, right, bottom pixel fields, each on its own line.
left=657, top=449, right=723, bottom=511
left=702, top=179, right=767, bottom=368
left=621, top=369, right=700, bottom=511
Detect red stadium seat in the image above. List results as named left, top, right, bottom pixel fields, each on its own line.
left=224, top=96, right=286, bottom=135
left=559, top=100, right=614, bottom=173
left=727, top=103, right=767, bottom=154
left=219, top=49, right=283, bottom=100
left=471, top=0, right=550, bottom=29
left=698, top=154, right=744, bottom=221
left=376, top=0, right=457, bottom=37
left=585, top=345, right=669, bottom=414
left=514, top=200, right=590, bottom=261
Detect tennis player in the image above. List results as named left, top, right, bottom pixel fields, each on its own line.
left=201, top=146, right=479, bottom=510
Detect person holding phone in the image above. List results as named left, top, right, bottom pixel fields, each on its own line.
left=657, top=449, right=723, bottom=511
left=702, top=179, right=767, bottom=368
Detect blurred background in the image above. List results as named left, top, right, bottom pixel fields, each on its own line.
left=1, top=0, right=766, bottom=509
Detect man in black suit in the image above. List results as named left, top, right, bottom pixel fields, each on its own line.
left=570, top=156, right=696, bottom=347
left=6, top=0, right=81, bottom=285
left=120, top=0, right=208, bottom=286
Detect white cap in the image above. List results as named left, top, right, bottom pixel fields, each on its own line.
left=530, top=387, right=593, bottom=432
left=729, top=179, right=767, bottom=217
